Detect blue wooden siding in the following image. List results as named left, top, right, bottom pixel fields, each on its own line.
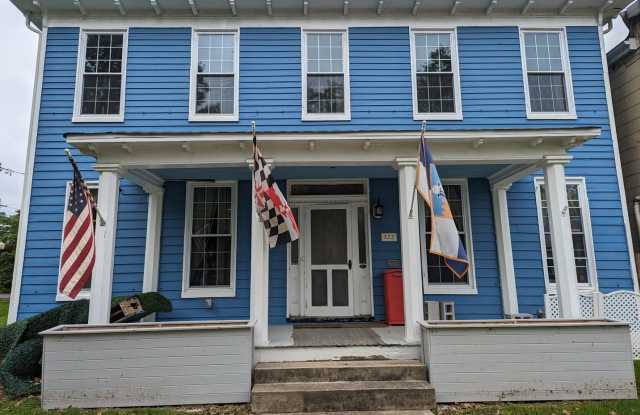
left=16, top=23, right=635, bottom=321
left=156, top=180, right=251, bottom=321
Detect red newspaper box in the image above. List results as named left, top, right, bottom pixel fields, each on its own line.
left=384, top=268, right=404, bottom=325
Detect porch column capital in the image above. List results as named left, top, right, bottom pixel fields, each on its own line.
left=394, top=157, right=418, bottom=168
left=93, top=163, right=124, bottom=174
left=542, top=155, right=573, bottom=166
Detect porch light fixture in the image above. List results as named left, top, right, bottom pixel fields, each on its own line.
left=372, top=199, right=384, bottom=219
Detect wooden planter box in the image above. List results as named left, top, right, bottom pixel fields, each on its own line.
left=41, top=320, right=253, bottom=409
left=420, top=319, right=637, bottom=403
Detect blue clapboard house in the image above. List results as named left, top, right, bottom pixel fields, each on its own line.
left=7, top=0, right=638, bottom=352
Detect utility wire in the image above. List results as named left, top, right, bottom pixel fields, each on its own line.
left=0, top=163, right=24, bottom=176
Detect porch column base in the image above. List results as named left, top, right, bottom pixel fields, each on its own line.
left=543, top=156, right=580, bottom=318
left=88, top=165, right=121, bottom=324
left=395, top=157, right=424, bottom=343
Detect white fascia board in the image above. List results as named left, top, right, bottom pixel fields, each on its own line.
left=8, top=27, right=48, bottom=324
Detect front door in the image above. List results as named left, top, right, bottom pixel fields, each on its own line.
left=305, top=205, right=354, bottom=317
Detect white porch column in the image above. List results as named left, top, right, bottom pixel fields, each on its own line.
left=88, top=165, right=121, bottom=324
left=543, top=155, right=580, bottom=318
left=395, top=157, right=424, bottom=343
left=142, top=187, right=164, bottom=294
left=250, top=170, right=270, bottom=346
left=491, top=185, right=519, bottom=317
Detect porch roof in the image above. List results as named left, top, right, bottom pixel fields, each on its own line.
left=12, top=0, right=628, bottom=29
left=66, top=126, right=600, bottom=190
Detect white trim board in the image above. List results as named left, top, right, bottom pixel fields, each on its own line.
left=597, top=19, right=640, bottom=293
left=8, top=27, right=48, bottom=324
left=45, top=15, right=601, bottom=29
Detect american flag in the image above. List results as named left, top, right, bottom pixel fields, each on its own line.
left=253, top=141, right=299, bottom=248
left=58, top=157, right=96, bottom=299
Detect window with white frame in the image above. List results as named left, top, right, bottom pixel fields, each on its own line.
left=534, top=177, right=596, bottom=290
left=73, top=31, right=127, bottom=122
left=182, top=182, right=237, bottom=298
left=411, top=30, right=462, bottom=120
left=302, top=31, right=350, bottom=120
left=520, top=29, right=576, bottom=118
left=420, top=180, right=476, bottom=294
left=57, top=182, right=98, bottom=301
left=189, top=31, right=239, bottom=121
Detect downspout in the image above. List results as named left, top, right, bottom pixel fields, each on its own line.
left=24, top=13, right=41, bottom=35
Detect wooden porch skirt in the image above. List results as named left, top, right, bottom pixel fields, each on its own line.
left=420, top=319, right=637, bottom=403
left=40, top=321, right=253, bottom=409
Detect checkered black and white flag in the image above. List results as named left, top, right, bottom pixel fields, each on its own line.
left=253, top=142, right=300, bottom=248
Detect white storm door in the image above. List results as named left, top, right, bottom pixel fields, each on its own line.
left=305, top=206, right=354, bottom=317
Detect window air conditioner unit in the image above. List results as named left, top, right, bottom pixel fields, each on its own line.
left=424, top=301, right=455, bottom=321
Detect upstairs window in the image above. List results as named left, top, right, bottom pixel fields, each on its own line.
left=189, top=31, right=239, bottom=122
left=73, top=31, right=127, bottom=122
left=520, top=29, right=576, bottom=119
left=411, top=29, right=462, bottom=120
left=534, top=177, right=596, bottom=291
left=302, top=31, right=351, bottom=121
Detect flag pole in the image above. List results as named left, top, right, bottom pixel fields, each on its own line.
left=64, top=149, right=106, bottom=226
left=408, top=120, right=426, bottom=219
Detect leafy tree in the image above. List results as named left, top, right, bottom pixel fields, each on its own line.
left=0, top=211, right=19, bottom=294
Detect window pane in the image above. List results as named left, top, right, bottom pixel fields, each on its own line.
left=417, top=73, right=455, bottom=113
left=189, top=186, right=233, bottom=289
left=307, top=74, right=345, bottom=114
left=539, top=183, right=590, bottom=285
left=290, top=183, right=365, bottom=196
left=357, top=207, right=367, bottom=267
left=198, top=33, right=235, bottom=74
left=311, top=209, right=348, bottom=265
left=312, top=270, right=328, bottom=306
left=425, top=184, right=468, bottom=285
left=528, top=74, right=567, bottom=113
left=307, top=32, right=343, bottom=73
left=290, top=208, right=300, bottom=265
left=81, top=74, right=121, bottom=115
left=196, top=74, right=235, bottom=115
left=524, top=32, right=563, bottom=72
left=332, top=270, right=349, bottom=307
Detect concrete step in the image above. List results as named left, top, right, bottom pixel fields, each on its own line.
left=254, top=360, right=427, bottom=384
left=251, top=380, right=436, bottom=414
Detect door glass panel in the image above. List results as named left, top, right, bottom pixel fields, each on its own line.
left=310, top=209, right=348, bottom=265
left=290, top=208, right=299, bottom=265
left=357, top=207, right=367, bottom=268
left=311, top=270, right=328, bottom=306
left=332, top=269, right=349, bottom=307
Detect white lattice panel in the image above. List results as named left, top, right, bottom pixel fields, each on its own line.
left=544, top=294, right=593, bottom=319
left=545, top=290, right=640, bottom=359
left=602, top=291, right=640, bottom=359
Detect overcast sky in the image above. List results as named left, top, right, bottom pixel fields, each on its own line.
left=0, top=4, right=633, bottom=215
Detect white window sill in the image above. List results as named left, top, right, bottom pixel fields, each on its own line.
left=72, top=114, right=124, bottom=123
left=413, top=112, right=463, bottom=121
left=56, top=291, right=91, bottom=302
left=424, top=285, right=478, bottom=295
left=181, top=287, right=236, bottom=298
left=302, top=113, right=351, bottom=122
left=189, top=114, right=239, bottom=122
left=526, top=112, right=577, bottom=120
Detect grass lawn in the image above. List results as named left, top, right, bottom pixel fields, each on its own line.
left=0, top=305, right=636, bottom=414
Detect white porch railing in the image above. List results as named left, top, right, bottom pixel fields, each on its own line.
left=545, top=290, right=640, bottom=359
